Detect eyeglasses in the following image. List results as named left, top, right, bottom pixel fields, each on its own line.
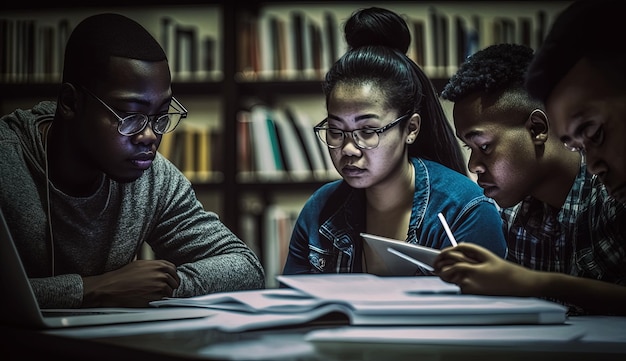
left=562, top=122, right=604, bottom=152
left=80, top=86, right=188, bottom=136
left=314, top=113, right=411, bottom=150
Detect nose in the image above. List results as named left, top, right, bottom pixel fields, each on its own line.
left=582, top=150, right=607, bottom=176
left=467, top=152, right=484, bottom=174
left=133, top=120, right=159, bottom=145
left=341, top=134, right=363, bottom=157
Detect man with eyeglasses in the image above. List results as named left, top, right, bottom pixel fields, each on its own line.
left=0, top=13, right=264, bottom=308
left=436, top=42, right=626, bottom=316
left=526, top=0, right=626, bottom=207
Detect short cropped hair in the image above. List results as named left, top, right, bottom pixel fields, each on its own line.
left=441, top=43, right=534, bottom=103
left=62, top=13, right=167, bottom=86
left=526, top=0, right=626, bottom=103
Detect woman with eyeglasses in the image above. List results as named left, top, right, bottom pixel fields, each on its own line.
left=0, top=13, right=264, bottom=308
left=282, top=7, right=506, bottom=275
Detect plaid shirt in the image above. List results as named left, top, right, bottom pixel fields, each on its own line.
left=501, top=160, right=626, bottom=284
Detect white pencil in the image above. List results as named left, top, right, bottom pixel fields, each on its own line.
left=386, top=247, right=434, bottom=272
left=437, top=212, right=458, bottom=247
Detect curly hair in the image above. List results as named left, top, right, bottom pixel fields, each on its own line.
left=440, top=43, right=534, bottom=103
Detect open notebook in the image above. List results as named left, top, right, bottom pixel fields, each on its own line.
left=152, top=273, right=568, bottom=332
left=0, top=208, right=214, bottom=329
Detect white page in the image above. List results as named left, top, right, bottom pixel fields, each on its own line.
left=306, top=324, right=586, bottom=345
left=276, top=274, right=460, bottom=303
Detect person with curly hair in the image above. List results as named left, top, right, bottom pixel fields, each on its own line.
left=435, top=43, right=626, bottom=316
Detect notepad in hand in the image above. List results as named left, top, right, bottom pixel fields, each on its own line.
left=360, top=232, right=440, bottom=275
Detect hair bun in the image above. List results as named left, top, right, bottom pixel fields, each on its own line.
left=344, top=7, right=411, bottom=53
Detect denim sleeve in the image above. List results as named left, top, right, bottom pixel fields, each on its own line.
left=453, top=197, right=508, bottom=258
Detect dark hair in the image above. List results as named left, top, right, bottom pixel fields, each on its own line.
left=323, top=7, right=466, bottom=174
left=441, top=43, right=543, bottom=117
left=526, top=0, right=626, bottom=103
left=62, top=13, right=167, bottom=88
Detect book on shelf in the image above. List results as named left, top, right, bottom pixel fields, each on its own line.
left=410, top=18, right=426, bottom=68
left=194, top=126, right=212, bottom=182
left=236, top=109, right=255, bottom=178
left=284, top=106, right=334, bottom=180
left=202, top=37, right=216, bottom=73
left=263, top=204, right=298, bottom=288
left=322, top=11, right=340, bottom=72
left=174, top=24, right=198, bottom=78
left=271, top=107, right=311, bottom=181
left=150, top=273, right=568, bottom=332
left=237, top=12, right=260, bottom=78
left=244, top=8, right=337, bottom=80
left=239, top=103, right=338, bottom=182
left=249, top=104, right=285, bottom=181
left=160, top=17, right=218, bottom=81
left=182, top=124, right=197, bottom=179
left=158, top=123, right=221, bottom=183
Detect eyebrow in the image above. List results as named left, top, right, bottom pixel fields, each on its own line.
left=560, top=111, right=587, bottom=144
left=459, top=129, right=483, bottom=141
left=327, top=114, right=381, bottom=123
left=111, top=92, right=171, bottom=110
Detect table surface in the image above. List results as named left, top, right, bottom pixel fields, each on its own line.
left=4, top=314, right=626, bottom=361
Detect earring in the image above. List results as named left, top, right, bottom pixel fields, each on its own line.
left=407, top=137, right=414, bottom=144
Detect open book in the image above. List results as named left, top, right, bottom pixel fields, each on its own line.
left=151, top=274, right=568, bottom=331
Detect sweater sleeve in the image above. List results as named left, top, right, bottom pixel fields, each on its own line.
left=145, top=155, right=265, bottom=296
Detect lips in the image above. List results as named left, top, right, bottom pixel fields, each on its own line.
left=477, top=181, right=498, bottom=198
left=129, top=153, right=155, bottom=170
left=131, top=154, right=154, bottom=162
left=342, top=164, right=365, bottom=177
left=477, top=180, right=496, bottom=189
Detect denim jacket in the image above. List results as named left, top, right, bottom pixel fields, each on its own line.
left=283, top=157, right=507, bottom=274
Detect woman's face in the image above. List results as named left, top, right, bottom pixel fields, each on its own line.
left=325, top=82, right=418, bottom=189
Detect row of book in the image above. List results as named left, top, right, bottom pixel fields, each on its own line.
left=237, top=4, right=564, bottom=80
left=239, top=199, right=302, bottom=288
left=158, top=123, right=223, bottom=184
left=237, top=104, right=340, bottom=182
left=157, top=103, right=340, bottom=184
left=0, top=18, right=70, bottom=83
left=0, top=16, right=219, bottom=83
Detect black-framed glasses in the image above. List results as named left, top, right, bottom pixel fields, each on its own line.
left=314, top=113, right=411, bottom=149
left=80, top=86, right=188, bottom=136
left=562, top=122, right=604, bottom=152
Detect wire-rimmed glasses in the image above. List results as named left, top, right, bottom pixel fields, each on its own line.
left=80, top=86, right=188, bottom=136
left=314, top=113, right=411, bottom=150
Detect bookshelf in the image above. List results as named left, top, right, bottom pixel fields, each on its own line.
left=1, top=1, right=572, bottom=286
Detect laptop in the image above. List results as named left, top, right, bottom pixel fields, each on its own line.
left=361, top=233, right=441, bottom=275
left=0, top=207, right=214, bottom=329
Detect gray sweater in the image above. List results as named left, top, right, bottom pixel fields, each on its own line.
left=0, top=101, right=265, bottom=308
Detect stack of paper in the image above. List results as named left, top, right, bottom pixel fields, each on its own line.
left=150, top=274, right=568, bottom=331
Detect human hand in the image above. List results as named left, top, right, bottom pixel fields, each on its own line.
left=81, top=259, right=180, bottom=307
left=433, top=243, right=536, bottom=297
